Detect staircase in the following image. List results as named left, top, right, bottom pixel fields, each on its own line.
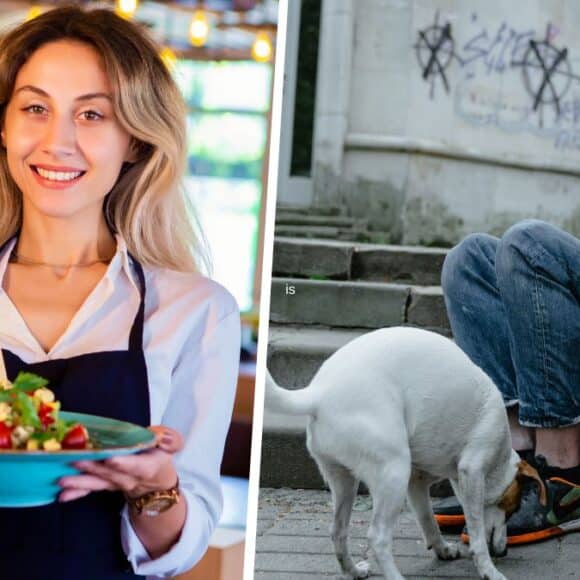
left=262, top=213, right=453, bottom=490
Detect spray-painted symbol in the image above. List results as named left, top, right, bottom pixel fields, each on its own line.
left=414, top=13, right=462, bottom=98
left=513, top=24, right=580, bottom=117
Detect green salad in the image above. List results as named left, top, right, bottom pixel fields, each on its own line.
left=0, top=372, right=91, bottom=451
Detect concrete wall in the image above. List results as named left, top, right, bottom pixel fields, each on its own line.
left=311, top=0, right=580, bottom=244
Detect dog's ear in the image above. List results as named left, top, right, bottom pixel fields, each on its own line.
left=516, top=460, right=547, bottom=506
left=497, top=478, right=521, bottom=516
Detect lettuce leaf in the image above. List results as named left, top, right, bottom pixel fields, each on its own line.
left=12, top=372, right=49, bottom=392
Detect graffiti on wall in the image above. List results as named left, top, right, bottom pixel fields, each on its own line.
left=414, top=12, right=463, bottom=97
left=414, top=12, right=580, bottom=149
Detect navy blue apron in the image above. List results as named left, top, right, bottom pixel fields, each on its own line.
left=0, top=236, right=150, bottom=580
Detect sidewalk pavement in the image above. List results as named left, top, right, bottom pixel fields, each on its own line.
left=255, top=488, right=579, bottom=579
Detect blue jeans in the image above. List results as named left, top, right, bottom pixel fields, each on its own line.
left=441, top=220, right=580, bottom=428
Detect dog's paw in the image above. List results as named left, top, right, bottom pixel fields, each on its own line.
left=434, top=541, right=466, bottom=561
left=339, top=561, right=370, bottom=579
left=353, top=561, right=370, bottom=578
left=480, top=572, right=507, bottom=580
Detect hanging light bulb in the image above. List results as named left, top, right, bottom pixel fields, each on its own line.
left=160, top=47, right=177, bottom=71
left=252, top=31, right=273, bottom=63
left=115, top=0, right=139, bottom=19
left=189, top=9, right=210, bottom=47
left=25, top=6, right=43, bottom=21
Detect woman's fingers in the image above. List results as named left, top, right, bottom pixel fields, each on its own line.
left=148, top=425, right=184, bottom=454
left=59, top=473, right=117, bottom=493
left=71, top=461, right=139, bottom=491
left=59, top=488, right=91, bottom=502
left=102, top=449, right=167, bottom=477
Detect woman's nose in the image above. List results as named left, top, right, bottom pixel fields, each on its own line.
left=41, top=116, right=77, bottom=156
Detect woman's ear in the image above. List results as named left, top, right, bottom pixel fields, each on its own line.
left=125, top=139, right=151, bottom=164
left=124, top=138, right=142, bottom=164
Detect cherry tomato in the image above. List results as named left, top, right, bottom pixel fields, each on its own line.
left=61, top=424, right=89, bottom=449
left=0, top=421, right=13, bottom=449
left=38, top=403, right=55, bottom=428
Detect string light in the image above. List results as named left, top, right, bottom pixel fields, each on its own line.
left=189, top=9, right=210, bottom=47
left=252, top=31, right=272, bottom=63
left=115, top=0, right=139, bottom=19
left=160, top=47, right=177, bottom=71
left=25, top=6, right=43, bottom=21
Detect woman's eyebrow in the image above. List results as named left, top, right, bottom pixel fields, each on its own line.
left=14, top=85, right=112, bottom=101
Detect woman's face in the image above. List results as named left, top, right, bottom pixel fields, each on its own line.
left=2, top=39, right=134, bottom=221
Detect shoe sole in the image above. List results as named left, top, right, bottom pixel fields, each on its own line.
left=435, top=514, right=466, bottom=527
left=460, top=517, right=580, bottom=546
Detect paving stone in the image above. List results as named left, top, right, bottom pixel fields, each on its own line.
left=255, top=489, right=579, bottom=579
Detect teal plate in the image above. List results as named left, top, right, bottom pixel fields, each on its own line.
left=0, top=412, right=156, bottom=508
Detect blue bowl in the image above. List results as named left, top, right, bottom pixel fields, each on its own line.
left=0, top=412, right=156, bottom=507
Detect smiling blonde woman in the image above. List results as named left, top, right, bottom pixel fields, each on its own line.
left=0, top=7, right=240, bottom=580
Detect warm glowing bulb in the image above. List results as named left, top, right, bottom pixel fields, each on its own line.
left=25, top=6, right=43, bottom=21
left=115, top=0, right=138, bottom=19
left=252, top=31, right=273, bottom=63
left=160, top=47, right=177, bottom=71
left=189, top=10, right=210, bottom=47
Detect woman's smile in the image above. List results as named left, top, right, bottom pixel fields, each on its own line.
left=30, top=164, right=86, bottom=189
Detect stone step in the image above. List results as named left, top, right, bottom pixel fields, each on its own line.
left=267, top=325, right=366, bottom=389
left=274, top=225, right=350, bottom=239
left=270, top=278, right=450, bottom=331
left=260, top=412, right=323, bottom=489
left=276, top=203, right=345, bottom=217
left=273, top=237, right=448, bottom=285
left=276, top=213, right=361, bottom=228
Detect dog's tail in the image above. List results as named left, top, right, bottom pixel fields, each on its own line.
left=265, top=369, right=315, bottom=415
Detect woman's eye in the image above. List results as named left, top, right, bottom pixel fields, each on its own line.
left=80, top=110, right=103, bottom=121
left=23, top=104, right=47, bottom=115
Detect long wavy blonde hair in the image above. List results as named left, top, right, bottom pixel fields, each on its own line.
left=0, top=6, right=208, bottom=273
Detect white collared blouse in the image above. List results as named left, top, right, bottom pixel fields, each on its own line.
left=0, top=234, right=241, bottom=578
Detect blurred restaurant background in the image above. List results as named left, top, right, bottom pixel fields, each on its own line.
left=0, top=1, right=279, bottom=578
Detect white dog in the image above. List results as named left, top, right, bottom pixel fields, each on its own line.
left=265, top=327, right=544, bottom=580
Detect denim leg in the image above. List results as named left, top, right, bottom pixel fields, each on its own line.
left=441, top=233, right=519, bottom=405
left=496, top=220, right=580, bottom=428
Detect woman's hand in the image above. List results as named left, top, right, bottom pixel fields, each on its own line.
left=58, top=426, right=184, bottom=502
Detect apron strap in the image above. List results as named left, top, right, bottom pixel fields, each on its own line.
left=127, top=253, right=146, bottom=353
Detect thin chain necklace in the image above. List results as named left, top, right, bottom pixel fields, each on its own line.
left=10, top=253, right=111, bottom=268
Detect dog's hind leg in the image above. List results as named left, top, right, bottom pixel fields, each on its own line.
left=457, top=466, right=507, bottom=580
left=315, top=456, right=369, bottom=579
left=365, top=455, right=410, bottom=580
left=407, top=472, right=467, bottom=561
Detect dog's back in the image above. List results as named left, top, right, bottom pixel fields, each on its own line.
left=269, top=327, right=507, bottom=481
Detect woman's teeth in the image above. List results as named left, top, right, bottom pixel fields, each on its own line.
left=35, top=167, right=83, bottom=182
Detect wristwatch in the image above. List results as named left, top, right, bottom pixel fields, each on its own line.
left=126, top=478, right=180, bottom=517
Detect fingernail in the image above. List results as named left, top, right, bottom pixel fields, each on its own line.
left=161, top=432, right=173, bottom=444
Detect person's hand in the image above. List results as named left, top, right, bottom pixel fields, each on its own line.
left=58, top=426, right=184, bottom=502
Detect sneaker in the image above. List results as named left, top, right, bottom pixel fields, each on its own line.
left=460, top=474, right=580, bottom=546
left=432, top=495, right=465, bottom=528
left=433, top=450, right=536, bottom=530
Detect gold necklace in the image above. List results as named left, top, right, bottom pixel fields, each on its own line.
left=10, top=253, right=111, bottom=268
